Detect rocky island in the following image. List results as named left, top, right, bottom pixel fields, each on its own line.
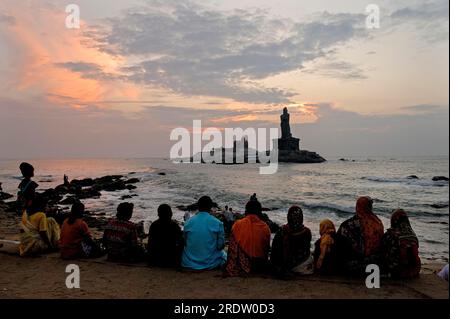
left=191, top=107, right=326, bottom=164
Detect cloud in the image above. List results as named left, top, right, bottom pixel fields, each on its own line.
left=389, top=0, right=449, bottom=43
left=302, top=60, right=368, bottom=80
left=55, top=62, right=102, bottom=73
left=400, top=104, right=448, bottom=114
left=0, top=12, right=15, bottom=25
left=85, top=1, right=369, bottom=103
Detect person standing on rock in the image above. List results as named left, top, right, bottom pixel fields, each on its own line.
left=17, top=162, right=39, bottom=214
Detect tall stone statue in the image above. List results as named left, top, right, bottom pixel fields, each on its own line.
left=280, top=107, right=292, bottom=139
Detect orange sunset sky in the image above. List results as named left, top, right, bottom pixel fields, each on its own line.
left=0, top=0, right=448, bottom=158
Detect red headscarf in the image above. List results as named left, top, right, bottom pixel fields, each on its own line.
left=356, top=196, right=384, bottom=256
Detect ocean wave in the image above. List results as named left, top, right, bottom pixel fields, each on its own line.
left=302, top=202, right=354, bottom=216
left=362, top=176, right=448, bottom=187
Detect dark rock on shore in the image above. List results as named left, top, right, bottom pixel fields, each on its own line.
left=125, top=178, right=140, bottom=184
left=120, top=194, right=138, bottom=200
left=432, top=176, right=449, bottom=182
left=407, top=175, right=419, bottom=179
left=177, top=201, right=219, bottom=212
left=158, top=172, right=166, bottom=176
left=0, top=192, right=13, bottom=201
left=70, top=178, right=95, bottom=187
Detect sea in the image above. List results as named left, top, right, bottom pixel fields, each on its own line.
left=0, top=156, right=448, bottom=263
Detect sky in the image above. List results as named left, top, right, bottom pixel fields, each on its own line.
left=0, top=0, right=448, bottom=158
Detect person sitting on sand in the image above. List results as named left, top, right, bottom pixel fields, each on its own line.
left=103, top=202, right=144, bottom=262
left=59, top=202, right=102, bottom=259
left=271, top=205, right=313, bottom=277
left=19, top=196, right=60, bottom=257
left=437, top=264, right=448, bottom=282
left=17, top=162, right=39, bottom=214
left=147, top=204, right=184, bottom=267
left=313, top=219, right=345, bottom=275
left=224, top=200, right=271, bottom=276
left=181, top=196, right=227, bottom=270
left=337, top=196, right=384, bottom=275
left=380, top=209, right=421, bottom=279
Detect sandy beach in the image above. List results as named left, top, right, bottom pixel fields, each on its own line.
left=0, top=206, right=447, bottom=299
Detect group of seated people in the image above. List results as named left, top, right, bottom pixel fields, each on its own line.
left=18, top=192, right=422, bottom=279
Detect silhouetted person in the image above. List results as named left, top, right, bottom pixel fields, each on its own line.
left=17, top=162, right=38, bottom=214
left=147, top=204, right=184, bottom=267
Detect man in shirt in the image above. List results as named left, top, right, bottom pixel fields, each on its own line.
left=181, top=196, right=227, bottom=270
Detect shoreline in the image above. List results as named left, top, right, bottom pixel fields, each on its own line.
left=0, top=206, right=448, bottom=299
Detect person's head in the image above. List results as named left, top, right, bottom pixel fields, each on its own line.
left=356, top=196, right=373, bottom=218
left=390, top=209, right=410, bottom=229
left=319, top=219, right=336, bottom=237
left=28, top=196, right=47, bottom=215
left=245, top=200, right=262, bottom=217
left=229, top=207, right=232, bottom=212
left=116, top=202, right=134, bottom=221
left=198, top=196, right=213, bottom=213
left=287, top=205, right=304, bottom=231
left=68, top=202, right=85, bottom=224
left=225, top=205, right=228, bottom=211
left=19, top=162, right=34, bottom=178
left=158, top=204, right=173, bottom=222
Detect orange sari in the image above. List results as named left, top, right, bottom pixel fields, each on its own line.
left=356, top=196, right=384, bottom=257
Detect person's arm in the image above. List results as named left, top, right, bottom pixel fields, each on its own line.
left=217, top=222, right=225, bottom=250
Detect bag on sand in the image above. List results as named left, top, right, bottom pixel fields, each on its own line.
left=291, top=255, right=314, bottom=275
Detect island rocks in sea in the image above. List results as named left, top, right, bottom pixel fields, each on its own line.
left=276, top=107, right=326, bottom=163
left=190, top=107, right=326, bottom=164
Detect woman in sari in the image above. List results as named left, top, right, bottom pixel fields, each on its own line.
left=19, top=196, right=60, bottom=257
left=337, top=196, right=384, bottom=274
left=313, top=219, right=345, bottom=275
left=59, top=202, right=102, bottom=259
left=271, top=206, right=313, bottom=277
left=224, top=200, right=271, bottom=277
left=381, top=209, right=421, bottom=279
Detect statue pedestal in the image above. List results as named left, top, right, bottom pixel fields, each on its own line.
left=275, top=137, right=326, bottom=163
left=278, top=137, right=300, bottom=151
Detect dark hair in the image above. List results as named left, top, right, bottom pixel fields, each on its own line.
left=28, top=196, right=47, bottom=215
left=158, top=204, right=173, bottom=221
left=20, top=162, right=34, bottom=178
left=68, top=202, right=85, bottom=225
left=245, top=200, right=262, bottom=217
left=117, top=202, right=134, bottom=221
left=198, top=196, right=213, bottom=212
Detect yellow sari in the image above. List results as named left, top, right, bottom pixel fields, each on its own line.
left=19, top=211, right=60, bottom=256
